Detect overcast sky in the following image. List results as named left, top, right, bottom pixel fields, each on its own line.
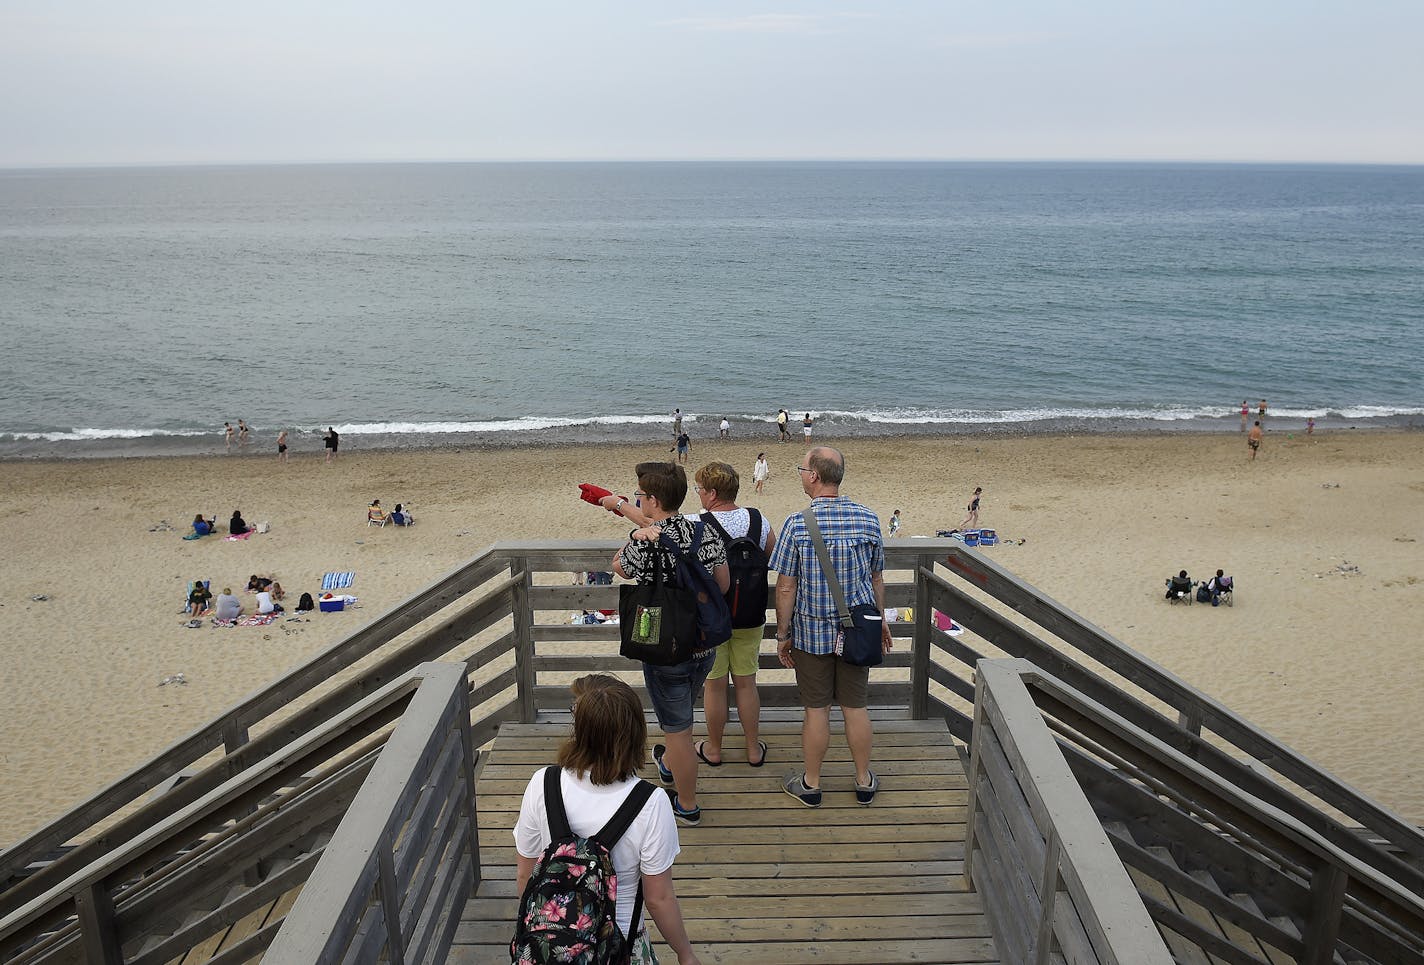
left=3, top=1, right=1421, bottom=167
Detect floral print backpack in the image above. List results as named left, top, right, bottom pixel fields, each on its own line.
left=511, top=767, right=658, bottom=965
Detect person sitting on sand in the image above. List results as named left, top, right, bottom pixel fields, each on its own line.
left=368, top=499, right=388, bottom=524
left=192, top=514, right=214, bottom=536
left=246, top=574, right=272, bottom=592
left=391, top=503, right=414, bottom=526
left=229, top=510, right=249, bottom=536
left=187, top=580, right=212, bottom=616
left=1165, top=570, right=1193, bottom=601
left=270, top=581, right=285, bottom=601
left=214, top=587, right=242, bottom=622
left=255, top=588, right=283, bottom=615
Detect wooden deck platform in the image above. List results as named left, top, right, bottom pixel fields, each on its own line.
left=452, top=717, right=998, bottom=964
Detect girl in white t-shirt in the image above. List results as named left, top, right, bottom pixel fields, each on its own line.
left=514, top=675, right=703, bottom=965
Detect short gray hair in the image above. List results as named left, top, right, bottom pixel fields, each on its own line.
left=807, top=447, right=845, bottom=484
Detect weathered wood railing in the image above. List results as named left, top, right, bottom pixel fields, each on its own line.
left=263, top=662, right=477, bottom=965
left=4, top=538, right=1423, bottom=963
left=0, top=667, right=456, bottom=962
left=965, top=658, right=1173, bottom=964
left=977, top=659, right=1424, bottom=964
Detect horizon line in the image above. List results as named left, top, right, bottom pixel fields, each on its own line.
left=4, top=155, right=1424, bottom=172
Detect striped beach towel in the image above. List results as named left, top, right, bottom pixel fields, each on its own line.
left=322, top=572, right=355, bottom=591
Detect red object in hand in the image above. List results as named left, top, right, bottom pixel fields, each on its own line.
left=578, top=483, right=631, bottom=516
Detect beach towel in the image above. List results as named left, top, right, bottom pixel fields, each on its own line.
left=322, top=571, right=355, bottom=591
left=182, top=532, right=207, bottom=541
left=225, top=531, right=254, bottom=541
left=238, top=613, right=278, bottom=627
left=211, top=618, right=238, bottom=628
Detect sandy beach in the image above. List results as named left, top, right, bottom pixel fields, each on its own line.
left=1, top=428, right=1421, bottom=844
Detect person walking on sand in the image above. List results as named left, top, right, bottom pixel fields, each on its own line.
left=323, top=426, right=339, bottom=462
left=772, top=447, right=892, bottom=807
left=690, top=462, right=775, bottom=771
left=888, top=509, right=902, bottom=537
left=1307, top=416, right=1316, bottom=439
left=777, top=408, right=790, bottom=443
left=753, top=452, right=770, bottom=494
left=612, top=461, right=730, bottom=827
left=223, top=421, right=234, bottom=452
left=276, top=429, right=288, bottom=463
left=1240, top=400, right=1249, bottom=432
left=674, top=430, right=692, bottom=464
left=959, top=487, right=983, bottom=530
left=1248, top=421, right=1263, bottom=460
left=238, top=419, right=249, bottom=447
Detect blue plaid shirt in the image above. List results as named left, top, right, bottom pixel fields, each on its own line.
left=768, top=496, right=885, bottom=655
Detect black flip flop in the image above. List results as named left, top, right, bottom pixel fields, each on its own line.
left=694, top=741, right=723, bottom=767
left=747, top=739, right=769, bottom=768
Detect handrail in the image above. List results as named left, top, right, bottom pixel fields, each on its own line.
left=939, top=544, right=1424, bottom=872
left=983, top=659, right=1424, bottom=962
left=966, top=658, right=1174, bottom=964
left=264, top=662, right=476, bottom=965
left=0, top=671, right=430, bottom=960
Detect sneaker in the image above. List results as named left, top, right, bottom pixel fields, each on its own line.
left=652, top=743, right=674, bottom=786
left=668, top=792, right=701, bottom=827
left=855, top=770, right=879, bottom=806
left=782, top=772, right=822, bottom=808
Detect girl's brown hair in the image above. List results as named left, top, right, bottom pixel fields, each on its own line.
left=557, top=675, right=646, bottom=785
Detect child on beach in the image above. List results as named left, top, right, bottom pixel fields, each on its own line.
left=888, top=509, right=902, bottom=537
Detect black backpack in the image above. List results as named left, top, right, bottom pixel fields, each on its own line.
left=701, top=510, right=770, bottom=630
left=510, top=768, right=658, bottom=965
left=660, top=521, right=733, bottom=649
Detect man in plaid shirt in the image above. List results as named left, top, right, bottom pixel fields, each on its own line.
left=769, top=447, right=892, bottom=807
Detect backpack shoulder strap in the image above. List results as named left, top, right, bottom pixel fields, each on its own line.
left=542, top=766, right=573, bottom=840
left=747, top=508, right=763, bottom=547
left=593, top=779, right=659, bottom=848
left=699, top=511, right=733, bottom=546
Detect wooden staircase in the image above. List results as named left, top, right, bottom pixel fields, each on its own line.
left=453, top=717, right=999, bottom=964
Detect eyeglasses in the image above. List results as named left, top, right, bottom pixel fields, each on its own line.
left=797, top=467, right=815, bottom=475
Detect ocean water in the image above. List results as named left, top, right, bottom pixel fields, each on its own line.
left=1, top=161, right=1421, bottom=457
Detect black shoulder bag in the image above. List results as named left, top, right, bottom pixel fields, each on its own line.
left=619, top=543, right=700, bottom=666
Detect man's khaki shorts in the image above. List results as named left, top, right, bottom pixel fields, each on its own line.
left=790, top=648, right=869, bottom=709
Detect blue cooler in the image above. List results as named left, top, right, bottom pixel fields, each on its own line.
left=978, top=528, right=999, bottom=546
left=962, top=530, right=980, bottom=546
left=319, top=598, right=345, bottom=612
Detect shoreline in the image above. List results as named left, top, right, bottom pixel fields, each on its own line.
left=2, top=430, right=1422, bottom=840
left=1, top=413, right=1418, bottom=462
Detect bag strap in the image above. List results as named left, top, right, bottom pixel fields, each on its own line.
left=542, top=766, right=573, bottom=840
left=700, top=508, right=763, bottom=552
left=804, top=508, right=855, bottom=630
left=595, top=779, right=656, bottom=949
left=699, top=511, right=732, bottom=547
left=658, top=520, right=715, bottom=596
left=747, top=508, right=762, bottom=548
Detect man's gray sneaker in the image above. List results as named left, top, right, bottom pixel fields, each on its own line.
left=855, top=770, right=879, bottom=806
left=782, top=772, right=822, bottom=807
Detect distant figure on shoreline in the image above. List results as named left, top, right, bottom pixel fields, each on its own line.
left=753, top=452, right=770, bottom=494
left=1240, top=400, right=1249, bottom=432
left=802, top=412, right=813, bottom=441
left=959, top=487, right=982, bottom=530
left=223, top=421, right=234, bottom=452
left=777, top=409, right=790, bottom=443
left=672, top=408, right=683, bottom=436
left=1258, top=399, right=1268, bottom=421
left=1306, top=416, right=1316, bottom=439
left=1248, top=421, right=1263, bottom=460
left=324, top=426, right=339, bottom=462
left=276, top=429, right=288, bottom=462
left=238, top=419, right=249, bottom=447
left=719, top=417, right=730, bottom=439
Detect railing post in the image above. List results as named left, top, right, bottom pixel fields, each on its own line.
left=962, top=669, right=987, bottom=888
left=910, top=555, right=933, bottom=719
left=377, top=847, right=407, bottom=965
left=75, top=881, right=122, bottom=965
left=509, top=556, right=537, bottom=722
left=456, top=674, right=481, bottom=890
left=1300, top=862, right=1348, bottom=965
left=1031, top=830, right=1061, bottom=965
